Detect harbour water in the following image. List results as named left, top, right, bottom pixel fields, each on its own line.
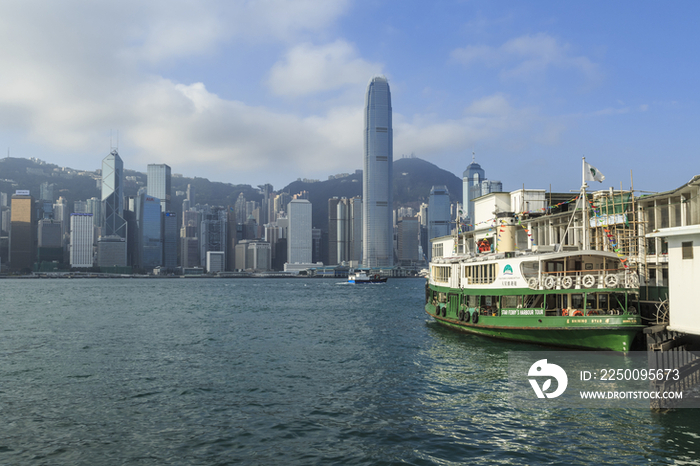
left=1, top=278, right=698, bottom=465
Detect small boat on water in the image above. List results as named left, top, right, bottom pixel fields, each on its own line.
left=348, top=271, right=388, bottom=284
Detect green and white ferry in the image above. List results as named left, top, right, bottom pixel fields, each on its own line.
left=425, top=160, right=644, bottom=352
left=425, top=246, right=643, bottom=352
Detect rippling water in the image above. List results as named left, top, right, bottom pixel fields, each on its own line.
left=1, top=278, right=698, bottom=465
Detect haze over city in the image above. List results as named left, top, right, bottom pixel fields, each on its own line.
left=0, top=0, right=698, bottom=192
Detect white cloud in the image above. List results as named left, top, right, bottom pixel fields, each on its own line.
left=0, top=0, right=358, bottom=184
left=268, top=41, right=383, bottom=97
left=451, top=33, right=601, bottom=82
left=394, top=94, right=564, bottom=159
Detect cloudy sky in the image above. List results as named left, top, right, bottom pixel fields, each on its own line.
left=0, top=0, right=698, bottom=193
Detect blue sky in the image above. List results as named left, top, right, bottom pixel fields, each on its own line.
left=0, top=0, right=697, bottom=194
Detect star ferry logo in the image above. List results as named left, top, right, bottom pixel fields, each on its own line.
left=528, top=359, right=568, bottom=399
left=590, top=168, right=597, bottom=178
left=503, top=264, right=513, bottom=276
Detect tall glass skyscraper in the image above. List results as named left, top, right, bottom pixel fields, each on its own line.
left=362, top=76, right=393, bottom=267
left=147, top=164, right=171, bottom=213
left=428, top=185, right=451, bottom=261
left=135, top=188, right=162, bottom=269
left=102, top=150, right=127, bottom=238
left=462, top=157, right=502, bottom=230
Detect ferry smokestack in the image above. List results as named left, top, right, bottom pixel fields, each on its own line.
left=496, top=212, right=517, bottom=254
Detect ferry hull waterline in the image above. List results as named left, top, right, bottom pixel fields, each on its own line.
left=425, top=299, right=642, bottom=352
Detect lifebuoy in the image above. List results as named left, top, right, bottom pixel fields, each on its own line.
left=527, top=277, right=539, bottom=289
left=478, top=239, right=490, bottom=253
left=582, top=274, right=595, bottom=288
left=471, top=311, right=479, bottom=324
left=544, top=276, right=556, bottom=289
left=572, top=310, right=583, bottom=316
left=561, top=276, right=573, bottom=289
left=604, top=274, right=618, bottom=288
left=628, top=306, right=637, bottom=315
left=627, top=273, right=639, bottom=288
left=587, top=310, right=599, bottom=316
left=561, top=309, right=569, bottom=316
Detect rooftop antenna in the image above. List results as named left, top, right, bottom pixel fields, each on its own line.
left=472, top=151, right=476, bottom=163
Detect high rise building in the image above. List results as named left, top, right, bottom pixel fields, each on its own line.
left=186, top=184, right=195, bottom=206
left=87, top=197, right=102, bottom=229
left=163, top=212, right=178, bottom=269
left=53, top=196, right=69, bottom=237
left=200, top=208, right=226, bottom=268
left=135, top=189, right=162, bottom=269
left=147, top=164, right=172, bottom=213
left=462, top=157, right=503, bottom=229
left=362, top=76, right=393, bottom=267
left=234, top=193, right=247, bottom=224
left=428, top=186, right=451, bottom=236
left=180, top=237, right=199, bottom=268
left=9, top=192, right=37, bottom=271
left=330, top=197, right=363, bottom=265
left=428, top=185, right=451, bottom=261
left=69, top=213, right=93, bottom=268
left=287, top=199, right=312, bottom=264
left=398, top=217, right=420, bottom=265
left=97, top=236, right=127, bottom=268
left=102, top=150, right=127, bottom=238
left=40, top=182, right=55, bottom=202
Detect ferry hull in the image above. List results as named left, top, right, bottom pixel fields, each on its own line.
left=426, top=304, right=642, bottom=352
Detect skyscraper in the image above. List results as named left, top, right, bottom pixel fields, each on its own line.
left=462, top=157, right=502, bottom=229
left=362, top=76, right=393, bottom=267
left=135, top=189, right=162, bottom=269
left=69, top=213, right=94, bottom=268
left=428, top=185, right=451, bottom=250
left=163, top=212, right=178, bottom=269
left=9, top=192, right=37, bottom=272
left=147, top=164, right=172, bottom=213
left=287, top=199, right=312, bottom=264
left=102, top=150, right=127, bottom=238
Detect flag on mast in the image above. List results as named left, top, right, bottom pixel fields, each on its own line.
left=584, top=162, right=605, bottom=183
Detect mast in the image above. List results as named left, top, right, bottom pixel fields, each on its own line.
left=582, top=156, right=589, bottom=250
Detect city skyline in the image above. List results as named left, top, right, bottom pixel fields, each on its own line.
left=0, top=2, right=697, bottom=194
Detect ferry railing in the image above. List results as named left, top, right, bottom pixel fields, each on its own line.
left=530, top=269, right=639, bottom=290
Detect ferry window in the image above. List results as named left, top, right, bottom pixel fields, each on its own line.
left=468, top=295, right=477, bottom=307
left=570, top=294, right=584, bottom=309
left=524, top=295, right=544, bottom=308
left=599, top=294, right=609, bottom=311
left=545, top=294, right=557, bottom=310
left=502, top=295, right=519, bottom=308
left=439, top=292, right=447, bottom=303
left=432, top=266, right=451, bottom=283
left=485, top=296, right=492, bottom=306
left=520, top=261, right=538, bottom=279
left=683, top=242, right=693, bottom=259
left=586, top=293, right=596, bottom=309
